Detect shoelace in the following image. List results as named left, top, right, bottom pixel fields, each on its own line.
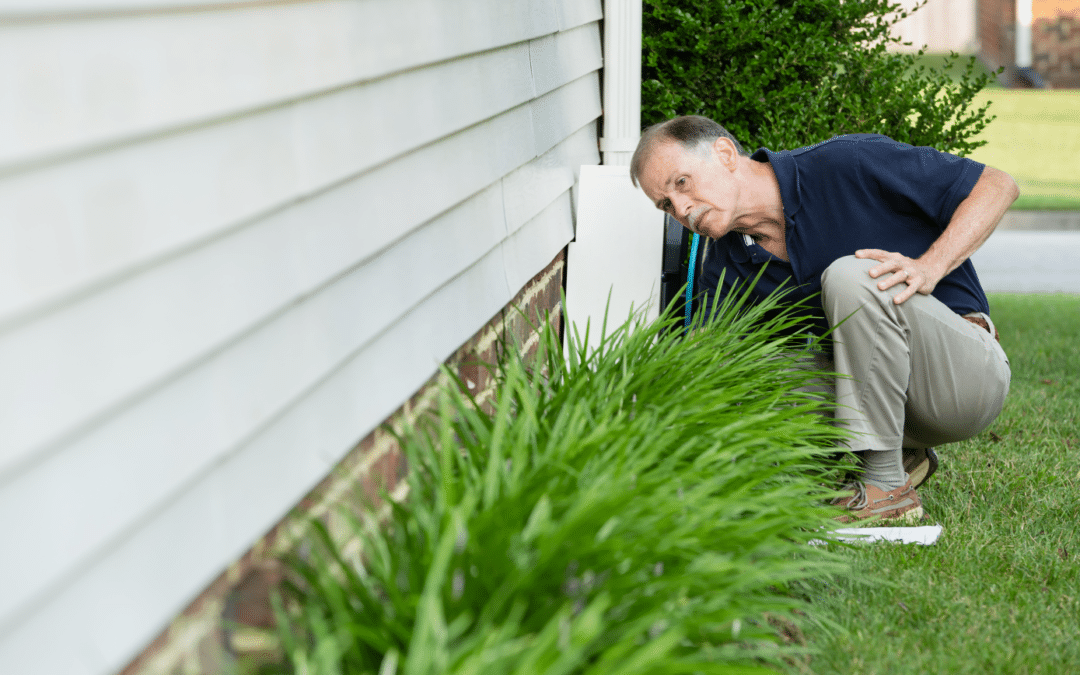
left=840, top=481, right=870, bottom=510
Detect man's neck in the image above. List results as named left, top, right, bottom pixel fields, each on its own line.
left=730, top=159, right=788, bottom=261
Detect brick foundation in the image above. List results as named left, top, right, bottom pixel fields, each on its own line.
left=120, top=249, right=567, bottom=675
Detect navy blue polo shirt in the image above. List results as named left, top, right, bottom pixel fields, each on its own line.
left=698, top=134, right=990, bottom=335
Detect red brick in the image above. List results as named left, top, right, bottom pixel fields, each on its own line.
left=222, top=563, right=285, bottom=630
left=361, top=447, right=407, bottom=507
left=1031, top=12, right=1080, bottom=86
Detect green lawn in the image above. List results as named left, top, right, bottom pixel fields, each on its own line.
left=804, top=293, right=1080, bottom=674
left=966, top=89, right=1080, bottom=210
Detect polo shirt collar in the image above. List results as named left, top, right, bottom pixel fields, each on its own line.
left=751, top=147, right=802, bottom=221
left=726, top=231, right=751, bottom=263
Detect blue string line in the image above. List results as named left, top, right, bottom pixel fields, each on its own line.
left=684, top=233, right=700, bottom=334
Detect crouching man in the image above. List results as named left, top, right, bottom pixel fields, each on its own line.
left=631, top=116, right=1014, bottom=522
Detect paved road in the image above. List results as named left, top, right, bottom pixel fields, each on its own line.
left=970, top=211, right=1080, bottom=293
left=972, top=231, right=1080, bottom=293
left=996, top=210, right=1080, bottom=231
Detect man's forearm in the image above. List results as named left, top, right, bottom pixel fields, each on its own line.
left=856, top=164, right=1019, bottom=304
left=919, top=165, right=1019, bottom=279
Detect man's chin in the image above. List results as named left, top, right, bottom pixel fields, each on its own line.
left=705, top=218, right=736, bottom=241
left=695, top=220, right=724, bottom=241
left=688, top=211, right=712, bottom=237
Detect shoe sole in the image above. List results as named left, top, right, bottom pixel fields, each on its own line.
left=904, top=448, right=938, bottom=489
left=837, top=506, right=923, bottom=525
left=886, top=505, right=924, bottom=525
left=833, top=503, right=920, bottom=524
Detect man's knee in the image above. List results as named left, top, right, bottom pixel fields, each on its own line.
left=820, top=255, right=885, bottom=310
left=821, top=255, right=878, bottom=294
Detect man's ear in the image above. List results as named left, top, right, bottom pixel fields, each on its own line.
left=712, top=136, right=738, bottom=172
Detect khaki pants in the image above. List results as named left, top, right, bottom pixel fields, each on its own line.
left=809, top=256, right=1011, bottom=451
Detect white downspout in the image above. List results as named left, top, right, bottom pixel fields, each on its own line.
left=599, top=0, right=643, bottom=166
left=1015, top=0, right=1033, bottom=69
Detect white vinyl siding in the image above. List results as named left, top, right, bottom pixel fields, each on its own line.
left=0, top=1, right=602, bottom=673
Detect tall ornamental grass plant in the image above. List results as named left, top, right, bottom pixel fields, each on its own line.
left=268, top=291, right=854, bottom=675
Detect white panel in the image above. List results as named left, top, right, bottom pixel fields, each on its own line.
left=532, top=72, right=602, bottom=157
left=565, top=165, right=665, bottom=351
left=0, top=44, right=537, bottom=327
left=0, top=106, right=538, bottom=483
left=0, top=0, right=554, bottom=166
left=554, top=0, right=604, bottom=31
left=0, top=237, right=527, bottom=675
left=529, top=23, right=603, bottom=97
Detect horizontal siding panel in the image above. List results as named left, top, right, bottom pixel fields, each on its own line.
left=503, top=123, right=598, bottom=235
left=0, top=0, right=254, bottom=11
left=532, top=72, right=603, bottom=157
left=530, top=23, right=603, bottom=97
left=0, top=103, right=544, bottom=481
left=0, top=0, right=560, bottom=22
left=0, top=41, right=541, bottom=327
left=502, top=191, right=575, bottom=296
left=0, top=221, right=556, bottom=675
left=0, top=117, right=598, bottom=640
left=0, top=0, right=555, bottom=166
left=555, top=0, right=604, bottom=31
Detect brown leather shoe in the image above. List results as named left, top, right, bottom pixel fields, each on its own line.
left=903, top=447, right=939, bottom=489
left=831, top=479, right=923, bottom=524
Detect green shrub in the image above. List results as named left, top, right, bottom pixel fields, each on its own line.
left=269, top=292, right=854, bottom=675
left=642, top=0, right=997, bottom=155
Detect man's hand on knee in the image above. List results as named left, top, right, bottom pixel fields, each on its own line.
left=855, top=248, right=943, bottom=305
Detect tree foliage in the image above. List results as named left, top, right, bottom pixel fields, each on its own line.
left=642, top=0, right=998, bottom=154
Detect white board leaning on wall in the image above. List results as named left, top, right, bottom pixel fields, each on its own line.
left=565, top=164, right=665, bottom=357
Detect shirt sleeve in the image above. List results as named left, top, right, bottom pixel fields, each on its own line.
left=856, top=138, right=985, bottom=229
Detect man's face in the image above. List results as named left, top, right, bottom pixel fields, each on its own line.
left=637, top=138, right=740, bottom=239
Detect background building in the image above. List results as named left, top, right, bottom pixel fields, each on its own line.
left=891, top=0, right=979, bottom=53
left=979, top=0, right=1080, bottom=87
left=888, top=0, right=1079, bottom=88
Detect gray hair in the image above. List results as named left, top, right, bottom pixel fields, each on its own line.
left=629, top=116, right=749, bottom=187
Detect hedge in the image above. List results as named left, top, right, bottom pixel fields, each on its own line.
left=642, top=0, right=997, bottom=155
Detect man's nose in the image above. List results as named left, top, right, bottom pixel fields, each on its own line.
left=671, top=194, right=694, bottom=219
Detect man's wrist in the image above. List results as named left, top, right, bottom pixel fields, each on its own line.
left=918, top=253, right=951, bottom=282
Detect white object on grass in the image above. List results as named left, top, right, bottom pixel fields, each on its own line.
left=832, top=524, right=943, bottom=546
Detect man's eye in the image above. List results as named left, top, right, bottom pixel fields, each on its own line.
left=676, top=177, right=687, bottom=187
